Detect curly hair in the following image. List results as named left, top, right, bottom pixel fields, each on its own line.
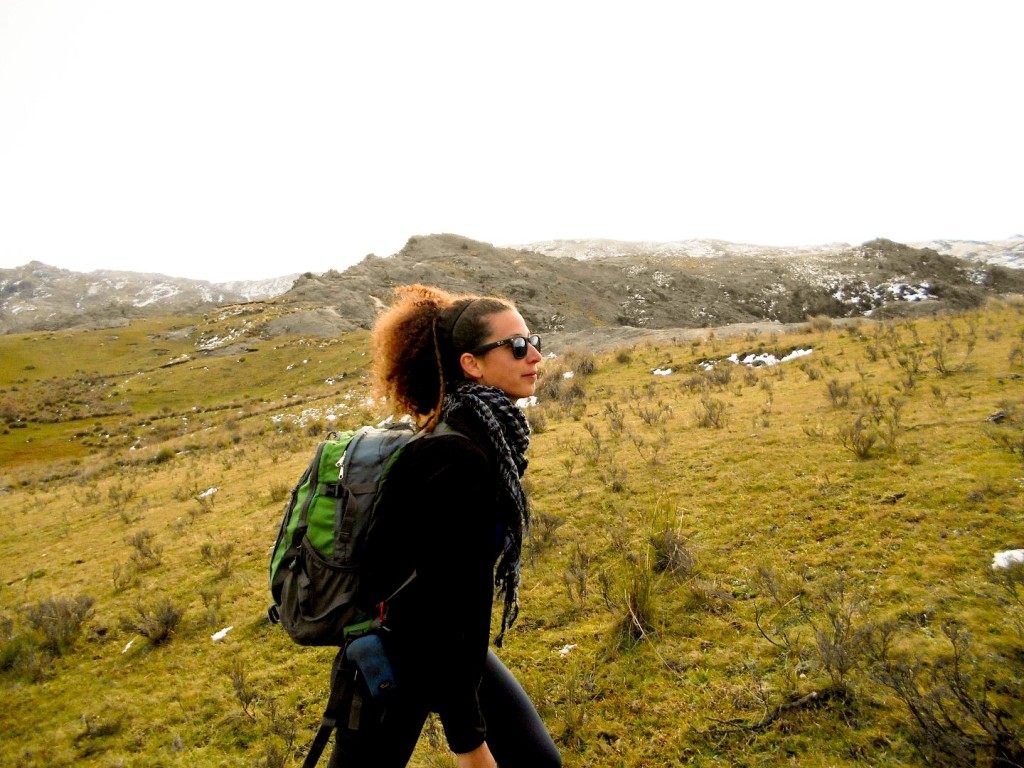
left=371, top=284, right=515, bottom=426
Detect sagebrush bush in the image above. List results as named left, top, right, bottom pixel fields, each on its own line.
left=112, top=561, right=137, bottom=592
left=200, top=587, right=223, bottom=628
left=528, top=510, right=564, bottom=555
left=837, top=414, right=879, bottom=459
left=631, top=400, right=669, bottom=426
left=563, top=544, right=592, bottom=610
left=22, top=595, right=95, bottom=656
left=825, top=377, right=852, bottom=408
left=230, top=656, right=259, bottom=719
left=150, top=446, right=175, bottom=464
left=120, top=596, right=183, bottom=645
left=266, top=481, right=291, bottom=504
left=695, top=395, right=728, bottom=429
left=127, top=529, right=163, bottom=570
left=806, top=314, right=833, bottom=333
left=0, top=634, right=44, bottom=680
left=527, top=407, right=547, bottom=434
left=868, top=621, right=1024, bottom=766
left=562, top=348, right=597, bottom=376
left=200, top=541, right=235, bottom=579
left=649, top=526, right=696, bottom=578
left=0, top=596, right=94, bottom=680
left=535, top=367, right=587, bottom=409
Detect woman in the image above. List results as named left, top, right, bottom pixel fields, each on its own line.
left=327, top=284, right=561, bottom=768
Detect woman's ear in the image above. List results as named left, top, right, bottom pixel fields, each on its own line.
left=459, top=352, right=483, bottom=381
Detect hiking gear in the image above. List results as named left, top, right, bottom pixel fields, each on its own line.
left=275, top=421, right=458, bottom=768
left=341, top=412, right=497, bottom=754
left=269, top=422, right=437, bottom=647
left=467, top=333, right=542, bottom=359
left=345, top=633, right=397, bottom=700
left=441, top=381, right=530, bottom=646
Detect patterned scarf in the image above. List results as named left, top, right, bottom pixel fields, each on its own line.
left=441, top=380, right=530, bottom=646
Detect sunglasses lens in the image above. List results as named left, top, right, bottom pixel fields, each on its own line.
left=509, top=335, right=541, bottom=358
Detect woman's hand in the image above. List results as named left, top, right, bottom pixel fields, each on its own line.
left=456, top=741, right=498, bottom=768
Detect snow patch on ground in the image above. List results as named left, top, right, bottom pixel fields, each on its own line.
left=992, top=549, right=1024, bottom=569
left=699, top=348, right=813, bottom=371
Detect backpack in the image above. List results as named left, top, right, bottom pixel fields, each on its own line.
left=269, top=420, right=466, bottom=767
left=268, top=421, right=424, bottom=646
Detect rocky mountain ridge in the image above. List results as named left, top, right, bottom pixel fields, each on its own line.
left=909, top=236, right=1024, bottom=270
left=2, top=235, right=1022, bottom=337
left=0, top=262, right=298, bottom=334
left=265, top=234, right=1023, bottom=341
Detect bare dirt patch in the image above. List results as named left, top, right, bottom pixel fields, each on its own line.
left=545, top=318, right=864, bottom=355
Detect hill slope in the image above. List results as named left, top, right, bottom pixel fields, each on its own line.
left=1, top=301, right=1022, bottom=766
left=273, top=234, right=1024, bottom=337
left=4, top=234, right=1023, bottom=337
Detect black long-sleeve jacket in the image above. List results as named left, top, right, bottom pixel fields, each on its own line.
left=359, top=411, right=505, bottom=753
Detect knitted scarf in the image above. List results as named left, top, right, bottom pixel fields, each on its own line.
left=441, top=380, right=530, bottom=646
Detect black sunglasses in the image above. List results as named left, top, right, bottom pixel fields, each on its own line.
left=467, top=334, right=542, bottom=359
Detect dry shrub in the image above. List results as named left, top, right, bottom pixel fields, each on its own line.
left=806, top=314, right=834, bottom=333
left=22, top=595, right=95, bottom=656
left=695, top=395, right=728, bottom=429
left=120, top=597, right=183, bottom=645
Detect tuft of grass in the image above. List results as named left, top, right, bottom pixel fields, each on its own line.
left=200, top=541, right=235, bottom=579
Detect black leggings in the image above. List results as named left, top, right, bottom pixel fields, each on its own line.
left=326, top=649, right=561, bottom=767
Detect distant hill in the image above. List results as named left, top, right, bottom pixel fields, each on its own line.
left=266, top=234, right=1024, bottom=340
left=909, top=236, right=1024, bottom=270
left=515, top=235, right=1024, bottom=270
left=0, top=262, right=298, bottom=334
left=3, top=235, right=1022, bottom=336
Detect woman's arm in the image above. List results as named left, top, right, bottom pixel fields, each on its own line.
left=388, top=434, right=498, bottom=753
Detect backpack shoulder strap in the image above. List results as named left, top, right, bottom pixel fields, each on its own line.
left=419, top=419, right=466, bottom=441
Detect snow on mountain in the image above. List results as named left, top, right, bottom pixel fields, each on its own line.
left=2, top=234, right=1021, bottom=336
left=0, top=262, right=299, bottom=334
left=217, top=275, right=301, bottom=301
left=512, top=238, right=854, bottom=261
left=910, top=236, right=1024, bottom=269
left=514, top=237, right=1024, bottom=270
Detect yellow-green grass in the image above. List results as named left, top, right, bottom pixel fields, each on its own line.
left=1, top=301, right=1022, bottom=767
left=0, top=321, right=374, bottom=481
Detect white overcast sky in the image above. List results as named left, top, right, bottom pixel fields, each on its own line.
left=1, top=1, right=1021, bottom=282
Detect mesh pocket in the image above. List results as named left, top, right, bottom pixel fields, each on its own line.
left=277, top=537, right=361, bottom=646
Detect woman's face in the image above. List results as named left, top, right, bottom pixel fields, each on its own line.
left=460, top=308, right=542, bottom=400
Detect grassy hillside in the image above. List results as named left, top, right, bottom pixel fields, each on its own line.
left=1, top=300, right=1022, bottom=767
